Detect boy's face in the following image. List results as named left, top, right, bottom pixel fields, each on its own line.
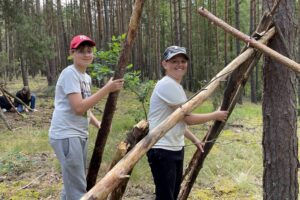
left=71, top=45, right=94, bottom=68
left=162, top=54, right=188, bottom=82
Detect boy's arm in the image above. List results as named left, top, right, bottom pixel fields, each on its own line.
left=184, top=110, right=228, bottom=125
left=184, top=128, right=204, bottom=152
left=68, top=78, right=124, bottom=115
left=89, top=111, right=101, bottom=129
left=170, top=105, right=228, bottom=126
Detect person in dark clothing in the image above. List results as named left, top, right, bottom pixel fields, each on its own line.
left=14, top=86, right=37, bottom=112
left=0, top=95, right=13, bottom=111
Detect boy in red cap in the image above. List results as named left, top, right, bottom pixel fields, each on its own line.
left=49, top=35, right=124, bottom=199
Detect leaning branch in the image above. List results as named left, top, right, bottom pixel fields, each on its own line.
left=197, top=7, right=300, bottom=74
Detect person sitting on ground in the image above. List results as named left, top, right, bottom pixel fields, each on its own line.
left=0, top=95, right=14, bottom=112
left=14, top=86, right=37, bottom=112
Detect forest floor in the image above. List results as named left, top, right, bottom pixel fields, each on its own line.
left=1, top=77, right=299, bottom=200
left=0, top=102, right=156, bottom=200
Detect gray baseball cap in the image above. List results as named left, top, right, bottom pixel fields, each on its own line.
left=163, top=46, right=189, bottom=61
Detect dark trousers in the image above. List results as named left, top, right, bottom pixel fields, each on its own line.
left=147, top=148, right=184, bottom=200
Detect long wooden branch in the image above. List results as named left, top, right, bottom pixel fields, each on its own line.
left=86, top=0, right=146, bottom=190
left=197, top=7, right=300, bottom=74
left=179, top=27, right=276, bottom=200
left=80, top=26, right=269, bottom=200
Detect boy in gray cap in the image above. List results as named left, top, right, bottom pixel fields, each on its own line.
left=147, top=46, right=228, bottom=200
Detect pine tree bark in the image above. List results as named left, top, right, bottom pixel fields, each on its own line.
left=57, top=0, right=68, bottom=71
left=262, top=0, right=299, bottom=199
left=250, top=0, right=257, bottom=103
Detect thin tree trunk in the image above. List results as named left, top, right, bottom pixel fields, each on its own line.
left=86, top=0, right=93, bottom=37
left=96, top=0, right=103, bottom=48
left=186, top=0, right=193, bottom=90
left=224, top=0, right=228, bottom=65
left=103, top=0, right=110, bottom=48
left=86, top=0, right=146, bottom=191
left=250, top=0, right=258, bottom=103
left=57, top=0, right=68, bottom=71
left=20, top=56, right=29, bottom=86
left=173, top=0, right=180, bottom=45
left=235, top=0, right=243, bottom=104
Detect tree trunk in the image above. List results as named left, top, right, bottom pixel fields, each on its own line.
left=103, top=0, right=110, bottom=48
left=262, top=0, right=299, bottom=199
left=186, top=0, right=193, bottom=90
left=224, top=0, right=228, bottom=66
left=86, top=0, right=146, bottom=191
left=250, top=0, right=257, bottom=103
left=297, top=0, right=300, bottom=106
left=20, top=56, right=29, bottom=86
left=86, top=0, right=93, bottom=37
left=96, top=0, right=103, bottom=48
left=57, top=0, right=68, bottom=71
left=235, top=0, right=243, bottom=104
left=173, top=0, right=180, bottom=45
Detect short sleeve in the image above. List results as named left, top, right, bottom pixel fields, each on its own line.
left=156, top=79, right=187, bottom=106
left=58, top=68, right=81, bottom=95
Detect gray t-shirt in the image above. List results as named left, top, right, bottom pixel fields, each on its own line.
left=148, top=76, right=187, bottom=151
left=49, top=65, right=92, bottom=139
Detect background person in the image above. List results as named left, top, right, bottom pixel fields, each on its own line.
left=14, top=86, right=37, bottom=112
left=0, top=95, right=14, bottom=112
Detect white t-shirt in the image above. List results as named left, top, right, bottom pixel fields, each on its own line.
left=49, top=65, right=92, bottom=139
left=148, top=76, right=187, bottom=151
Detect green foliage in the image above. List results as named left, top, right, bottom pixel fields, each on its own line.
left=90, top=34, right=155, bottom=121
left=90, top=34, right=126, bottom=82
left=124, top=67, right=155, bottom=120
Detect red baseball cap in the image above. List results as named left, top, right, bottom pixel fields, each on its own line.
left=70, top=35, right=96, bottom=49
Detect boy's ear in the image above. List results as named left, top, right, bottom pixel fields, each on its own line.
left=161, top=60, right=167, bottom=69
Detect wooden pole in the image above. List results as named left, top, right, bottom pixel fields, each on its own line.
left=197, top=7, right=300, bottom=74
left=86, top=0, right=146, bottom=190
left=80, top=28, right=275, bottom=200
left=179, top=27, right=276, bottom=200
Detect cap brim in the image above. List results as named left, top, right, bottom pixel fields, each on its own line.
left=165, top=52, right=189, bottom=61
left=72, top=40, right=96, bottom=49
